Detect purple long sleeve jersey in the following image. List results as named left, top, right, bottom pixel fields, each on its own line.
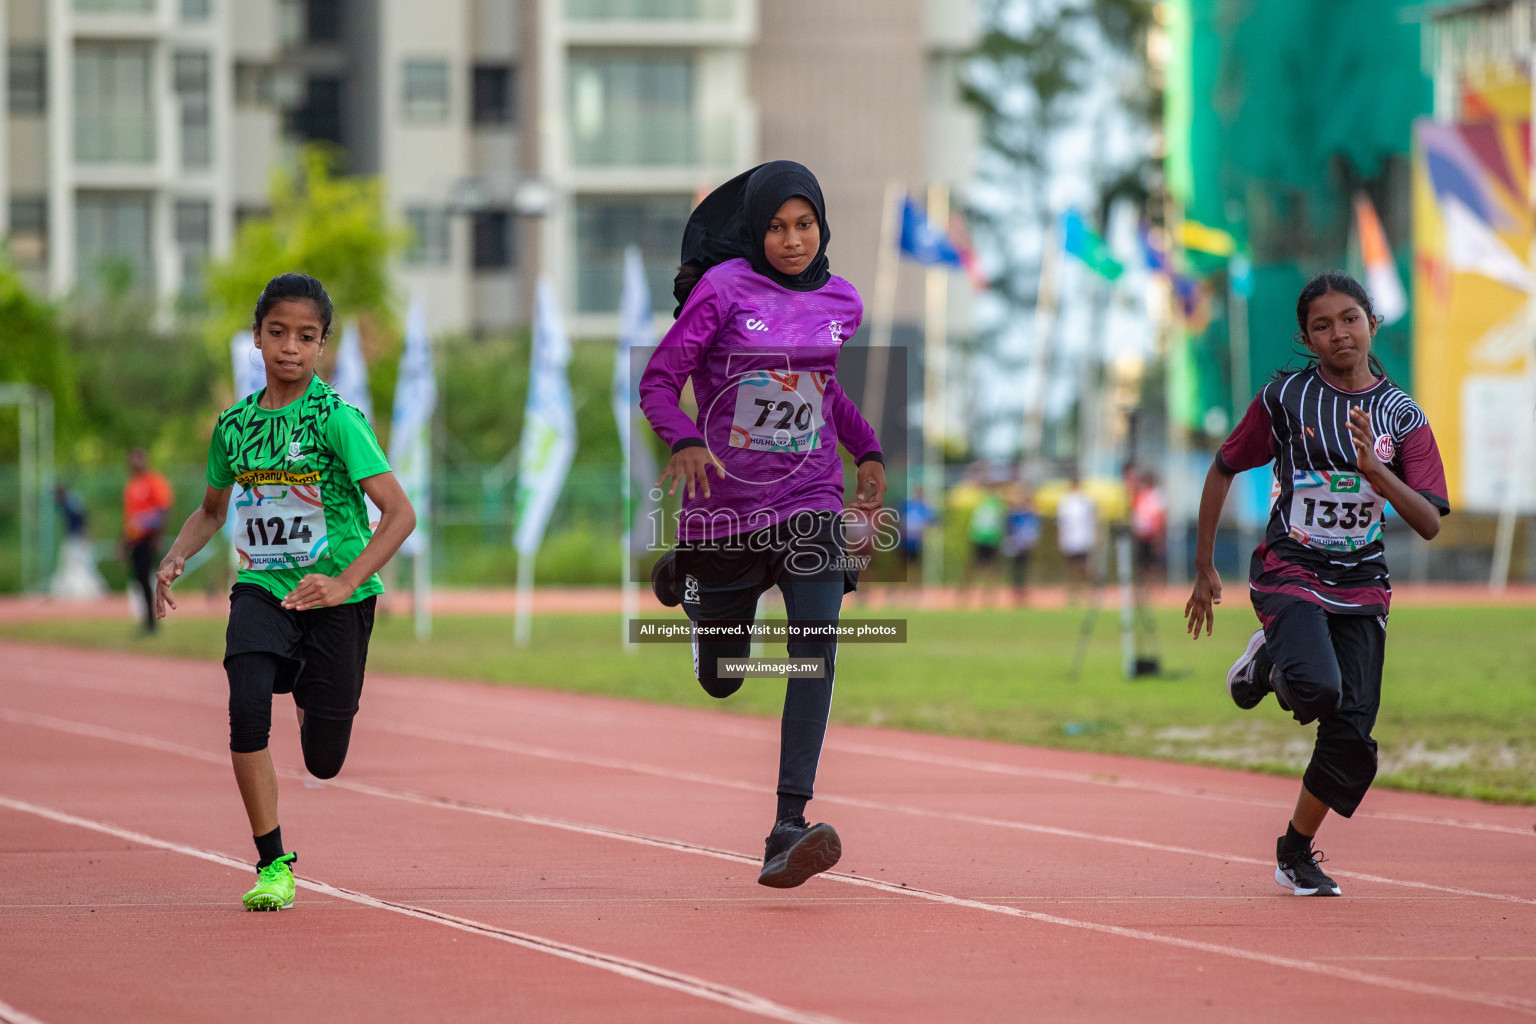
left=639, top=258, right=882, bottom=542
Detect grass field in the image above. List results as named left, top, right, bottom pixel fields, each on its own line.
left=5, top=602, right=1533, bottom=805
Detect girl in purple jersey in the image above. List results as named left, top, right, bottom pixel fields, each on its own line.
left=1185, top=273, right=1449, bottom=896
left=640, top=161, right=886, bottom=888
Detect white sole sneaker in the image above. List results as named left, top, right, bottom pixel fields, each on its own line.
left=1226, top=629, right=1268, bottom=707
left=1275, top=865, right=1341, bottom=896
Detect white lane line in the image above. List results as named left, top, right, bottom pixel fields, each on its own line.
left=10, top=653, right=1532, bottom=840
left=0, top=794, right=855, bottom=1024
left=0, top=997, right=50, bottom=1024
left=5, top=717, right=1536, bottom=1019
left=5, top=708, right=1533, bottom=909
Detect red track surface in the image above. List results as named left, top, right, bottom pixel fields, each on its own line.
left=1, top=640, right=1533, bottom=1023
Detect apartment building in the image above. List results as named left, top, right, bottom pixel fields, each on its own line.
left=3, top=0, right=975, bottom=337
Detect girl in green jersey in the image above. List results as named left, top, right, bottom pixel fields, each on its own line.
left=156, top=274, right=416, bottom=910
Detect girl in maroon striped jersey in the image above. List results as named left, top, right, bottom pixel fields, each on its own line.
left=1185, top=272, right=1449, bottom=897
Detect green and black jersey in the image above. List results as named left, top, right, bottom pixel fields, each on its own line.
left=208, top=374, right=391, bottom=605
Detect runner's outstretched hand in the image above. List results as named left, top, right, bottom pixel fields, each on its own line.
left=657, top=445, right=725, bottom=500
left=154, top=555, right=184, bottom=619
left=850, top=460, right=887, bottom=512
left=1347, top=407, right=1386, bottom=482
left=1185, top=563, right=1222, bottom=638
left=283, top=574, right=353, bottom=611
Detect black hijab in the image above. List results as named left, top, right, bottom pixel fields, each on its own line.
left=673, top=160, right=831, bottom=315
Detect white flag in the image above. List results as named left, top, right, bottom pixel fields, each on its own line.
left=514, top=277, right=577, bottom=557
left=330, top=321, right=375, bottom=423
left=389, top=297, right=435, bottom=556
left=331, top=321, right=382, bottom=527
left=613, top=246, right=659, bottom=552
left=226, top=332, right=266, bottom=546
left=231, top=331, right=266, bottom=402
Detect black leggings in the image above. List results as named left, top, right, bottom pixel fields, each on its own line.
left=687, top=578, right=842, bottom=802
left=227, top=652, right=355, bottom=779
left=1264, top=601, right=1384, bottom=818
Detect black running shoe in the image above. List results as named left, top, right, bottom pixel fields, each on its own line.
left=757, top=816, right=841, bottom=889
left=1226, top=629, right=1272, bottom=710
left=1275, top=835, right=1342, bottom=896
left=650, top=549, right=680, bottom=608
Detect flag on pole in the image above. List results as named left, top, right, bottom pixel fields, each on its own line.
left=514, top=278, right=577, bottom=558
left=1352, top=193, right=1407, bottom=325
left=231, top=331, right=265, bottom=402
left=330, top=321, right=375, bottom=423
left=1061, top=210, right=1124, bottom=281
left=899, top=196, right=964, bottom=267
left=1180, top=220, right=1237, bottom=257
left=226, top=332, right=266, bottom=548
left=389, top=297, right=435, bottom=558
left=331, top=321, right=382, bottom=526
left=613, top=246, right=659, bottom=543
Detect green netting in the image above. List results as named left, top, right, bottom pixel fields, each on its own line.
left=1166, top=0, right=1449, bottom=428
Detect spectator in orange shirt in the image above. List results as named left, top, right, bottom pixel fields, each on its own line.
left=123, top=448, right=174, bottom=632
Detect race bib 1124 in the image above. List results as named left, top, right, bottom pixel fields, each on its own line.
left=1287, top=470, right=1383, bottom=552
left=233, top=469, right=330, bottom=570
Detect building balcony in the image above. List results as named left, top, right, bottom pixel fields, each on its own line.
left=562, top=0, right=755, bottom=46
left=567, top=107, right=756, bottom=187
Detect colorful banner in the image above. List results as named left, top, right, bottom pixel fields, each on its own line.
left=389, top=297, right=436, bottom=556
left=1354, top=194, right=1408, bottom=325
left=514, top=277, right=577, bottom=557
left=613, top=246, right=659, bottom=552
left=1061, top=210, right=1123, bottom=280
left=1413, top=107, right=1536, bottom=513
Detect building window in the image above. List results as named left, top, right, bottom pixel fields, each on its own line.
left=574, top=194, right=690, bottom=312
left=76, top=192, right=155, bottom=295
left=73, top=0, right=157, bottom=12
left=8, top=198, right=48, bottom=269
left=404, top=208, right=450, bottom=266
left=402, top=60, right=450, bottom=122
left=472, top=65, right=514, bottom=125
left=175, top=200, right=211, bottom=295
left=8, top=48, right=46, bottom=116
left=567, top=53, right=693, bottom=167
left=74, top=43, right=156, bottom=163
left=471, top=210, right=514, bottom=269
left=175, top=51, right=212, bottom=170
left=181, top=0, right=211, bottom=20
left=290, top=76, right=343, bottom=144
left=308, top=0, right=344, bottom=42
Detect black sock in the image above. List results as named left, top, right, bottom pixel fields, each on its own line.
left=776, top=794, right=808, bottom=824
left=254, top=826, right=284, bottom=868
left=1282, top=822, right=1311, bottom=853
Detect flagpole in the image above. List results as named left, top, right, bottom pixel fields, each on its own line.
left=922, top=181, right=950, bottom=589
left=1022, top=217, right=1061, bottom=471
left=863, top=180, right=901, bottom=438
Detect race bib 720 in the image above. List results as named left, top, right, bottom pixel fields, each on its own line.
left=728, top=370, right=826, bottom=453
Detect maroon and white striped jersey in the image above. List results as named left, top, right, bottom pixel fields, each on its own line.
left=1217, top=368, right=1449, bottom=620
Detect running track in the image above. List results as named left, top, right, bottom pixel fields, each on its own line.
left=1, top=641, right=1533, bottom=1023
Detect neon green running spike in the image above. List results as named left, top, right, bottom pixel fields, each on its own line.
left=242, top=852, right=297, bottom=911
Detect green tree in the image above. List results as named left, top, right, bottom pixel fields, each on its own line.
left=0, top=260, right=76, bottom=435
left=203, top=145, right=406, bottom=428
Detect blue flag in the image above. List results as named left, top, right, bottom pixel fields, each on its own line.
left=899, top=196, right=963, bottom=267
left=514, top=278, right=577, bottom=557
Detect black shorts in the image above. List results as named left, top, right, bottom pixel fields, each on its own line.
left=971, top=543, right=1000, bottom=564
left=225, top=583, right=376, bottom=721
left=675, top=511, right=854, bottom=597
